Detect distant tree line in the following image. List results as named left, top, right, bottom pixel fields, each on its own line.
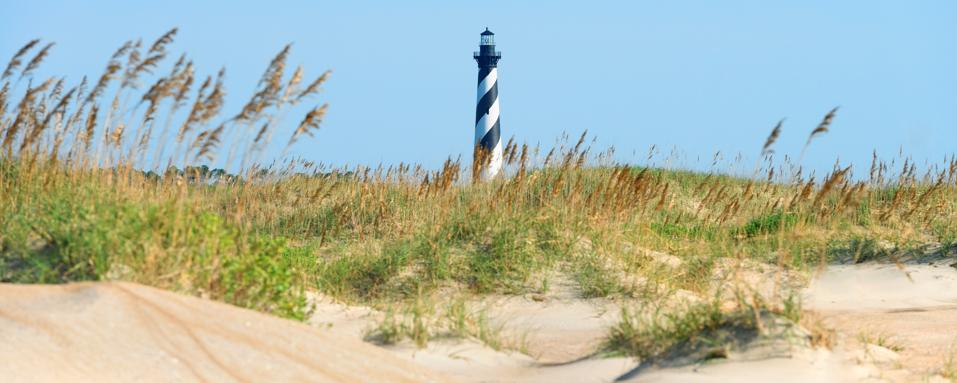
left=139, top=165, right=356, bottom=184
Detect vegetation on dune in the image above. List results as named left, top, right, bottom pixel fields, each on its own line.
left=364, top=296, right=512, bottom=350
left=0, top=29, right=328, bottom=320
left=604, top=290, right=814, bottom=362
left=1, top=32, right=956, bottom=355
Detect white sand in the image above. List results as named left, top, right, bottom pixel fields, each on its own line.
left=390, top=291, right=633, bottom=383
left=388, top=339, right=636, bottom=383
left=480, top=282, right=622, bottom=363
left=0, top=282, right=452, bottom=383
left=4, top=261, right=956, bottom=382
left=617, top=348, right=869, bottom=383
left=804, top=263, right=957, bottom=375
left=804, top=263, right=957, bottom=311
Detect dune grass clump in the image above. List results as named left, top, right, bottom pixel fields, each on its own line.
left=604, top=290, right=811, bottom=362
left=603, top=301, right=774, bottom=363
left=364, top=297, right=511, bottom=351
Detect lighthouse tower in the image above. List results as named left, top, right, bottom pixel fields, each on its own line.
left=473, top=28, right=502, bottom=181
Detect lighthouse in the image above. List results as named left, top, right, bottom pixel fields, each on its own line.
left=473, top=28, right=502, bottom=181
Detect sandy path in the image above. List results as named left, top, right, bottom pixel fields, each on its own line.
left=0, top=282, right=452, bottom=383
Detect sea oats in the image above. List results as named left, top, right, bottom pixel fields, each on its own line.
left=761, top=119, right=783, bottom=156
left=1, top=39, right=40, bottom=80
left=806, top=107, right=839, bottom=146
left=287, top=104, right=327, bottom=149
left=18, top=42, right=55, bottom=82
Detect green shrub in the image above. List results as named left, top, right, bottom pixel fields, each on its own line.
left=0, top=187, right=311, bottom=320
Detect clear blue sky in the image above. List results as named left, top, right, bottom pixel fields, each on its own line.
left=3, top=1, right=955, bottom=176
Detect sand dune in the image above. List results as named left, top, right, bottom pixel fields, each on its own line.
left=3, top=260, right=956, bottom=382
left=0, top=282, right=452, bottom=383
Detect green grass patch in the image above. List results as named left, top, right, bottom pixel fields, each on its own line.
left=737, top=211, right=798, bottom=237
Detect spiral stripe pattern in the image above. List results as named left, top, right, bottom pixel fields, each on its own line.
left=475, top=67, right=502, bottom=179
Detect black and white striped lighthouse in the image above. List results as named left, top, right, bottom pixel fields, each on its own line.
left=473, top=28, right=503, bottom=181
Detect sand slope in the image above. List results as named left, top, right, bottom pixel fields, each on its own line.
left=0, top=282, right=452, bottom=383
left=387, top=340, right=636, bottom=383
left=805, top=263, right=957, bottom=375
left=617, top=348, right=866, bottom=383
